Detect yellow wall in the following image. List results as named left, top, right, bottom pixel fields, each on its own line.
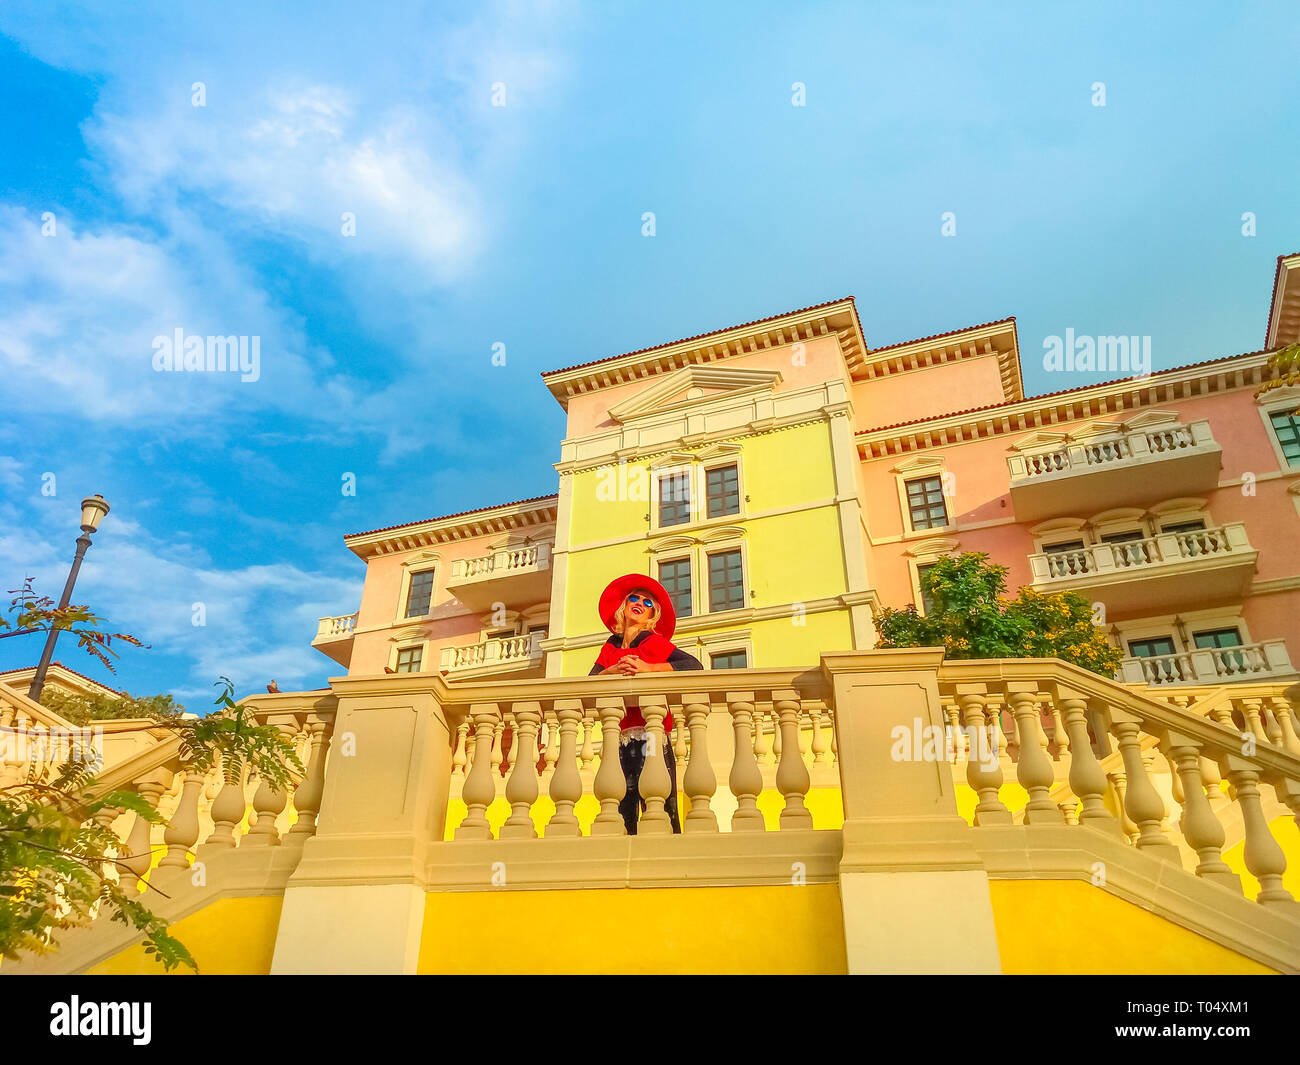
left=88, top=895, right=283, bottom=975
left=559, top=419, right=853, bottom=671
left=418, top=883, right=848, bottom=974
left=1223, top=814, right=1300, bottom=900
left=988, top=880, right=1278, bottom=974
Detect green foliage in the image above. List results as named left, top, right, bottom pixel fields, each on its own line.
left=39, top=688, right=185, bottom=726
left=1256, top=342, right=1300, bottom=412
left=1, top=578, right=144, bottom=673
left=0, top=762, right=195, bottom=971
left=1, top=588, right=304, bottom=972
left=876, top=553, right=1123, bottom=677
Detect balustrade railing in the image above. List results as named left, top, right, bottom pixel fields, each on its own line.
left=938, top=661, right=1300, bottom=906
left=1031, top=523, right=1252, bottom=584
left=314, top=612, right=358, bottom=640
left=1008, top=420, right=1214, bottom=483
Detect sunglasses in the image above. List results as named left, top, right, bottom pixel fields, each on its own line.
left=626, top=593, right=656, bottom=608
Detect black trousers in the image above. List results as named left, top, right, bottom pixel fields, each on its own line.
left=618, top=737, right=681, bottom=835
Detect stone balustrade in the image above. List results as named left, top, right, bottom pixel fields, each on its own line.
left=313, top=612, right=358, bottom=641
left=1008, top=419, right=1216, bottom=482
left=449, top=542, right=551, bottom=582
left=937, top=661, right=1300, bottom=907
left=1119, top=640, right=1295, bottom=687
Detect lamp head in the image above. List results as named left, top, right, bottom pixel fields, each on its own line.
left=80, top=494, right=110, bottom=533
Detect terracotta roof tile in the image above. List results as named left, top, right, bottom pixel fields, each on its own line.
left=855, top=347, right=1273, bottom=437
left=540, top=296, right=858, bottom=378
left=344, top=493, right=559, bottom=540
left=866, top=316, right=1016, bottom=355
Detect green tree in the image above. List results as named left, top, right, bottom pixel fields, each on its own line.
left=1, top=584, right=303, bottom=971
left=876, top=553, right=1122, bottom=677
left=38, top=688, right=184, bottom=726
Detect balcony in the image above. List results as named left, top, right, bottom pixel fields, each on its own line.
left=439, top=630, right=545, bottom=678
left=1008, top=419, right=1222, bottom=521
left=1119, top=639, right=1296, bottom=687
left=311, top=612, right=358, bottom=667
left=1028, top=523, right=1257, bottom=616
left=445, top=543, right=552, bottom=612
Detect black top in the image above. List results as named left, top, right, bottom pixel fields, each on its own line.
left=588, top=630, right=704, bottom=675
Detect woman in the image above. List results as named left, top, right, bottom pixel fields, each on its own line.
left=589, top=573, right=702, bottom=834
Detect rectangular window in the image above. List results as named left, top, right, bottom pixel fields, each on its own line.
left=405, top=569, right=435, bottom=617
left=1192, top=627, right=1242, bottom=650
left=905, top=476, right=949, bottom=531
left=707, top=549, right=744, bottom=612
left=1161, top=520, right=1206, bottom=535
left=705, top=464, right=740, bottom=518
left=710, top=649, right=748, bottom=669
left=1270, top=409, right=1300, bottom=467
left=657, top=557, right=693, bottom=618
left=1128, top=636, right=1176, bottom=659
left=658, top=472, right=692, bottom=527
left=916, top=563, right=938, bottom=615
left=395, top=646, right=423, bottom=673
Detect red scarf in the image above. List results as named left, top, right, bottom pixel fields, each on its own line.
left=595, top=632, right=677, bottom=733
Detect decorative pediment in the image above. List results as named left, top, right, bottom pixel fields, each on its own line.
left=1008, top=431, right=1068, bottom=453
left=1121, top=409, right=1182, bottom=430
left=695, top=442, right=743, bottom=462
left=1257, top=382, right=1300, bottom=408
left=697, top=524, right=745, bottom=543
left=648, top=451, right=698, bottom=471
left=1029, top=517, right=1086, bottom=536
left=1067, top=420, right=1127, bottom=441
left=1148, top=497, right=1208, bottom=517
left=890, top=455, right=946, bottom=473
left=401, top=551, right=440, bottom=567
left=390, top=625, right=427, bottom=643
left=648, top=535, right=698, bottom=555
left=903, top=537, right=960, bottom=559
left=607, top=366, right=783, bottom=424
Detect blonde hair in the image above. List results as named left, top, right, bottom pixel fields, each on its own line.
left=612, top=591, right=660, bottom=636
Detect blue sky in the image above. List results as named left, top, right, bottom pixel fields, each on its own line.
left=0, top=1, right=1296, bottom=706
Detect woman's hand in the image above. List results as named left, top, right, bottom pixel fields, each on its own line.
left=618, top=656, right=671, bottom=674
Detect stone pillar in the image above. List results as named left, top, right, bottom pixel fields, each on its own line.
left=271, top=678, right=456, bottom=975
left=823, top=649, right=1001, bottom=975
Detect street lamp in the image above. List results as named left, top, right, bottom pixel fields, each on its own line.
left=27, top=494, right=111, bottom=703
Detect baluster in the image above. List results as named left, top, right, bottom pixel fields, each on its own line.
left=122, top=768, right=172, bottom=890
left=541, top=712, right=559, bottom=782
left=672, top=715, right=688, bottom=772
left=1107, top=710, right=1179, bottom=861
left=452, top=720, right=469, bottom=775
left=1006, top=684, right=1062, bottom=823
left=456, top=704, right=500, bottom=840
left=1047, top=695, right=1070, bottom=759
left=490, top=718, right=505, bottom=777
left=579, top=711, right=596, bottom=770
left=775, top=690, right=813, bottom=829
left=546, top=700, right=584, bottom=837
left=991, top=696, right=1016, bottom=761
left=1268, top=697, right=1300, bottom=757
left=681, top=694, right=717, bottom=832
left=1107, top=771, right=1139, bottom=841
left=727, top=692, right=765, bottom=831
left=1261, top=701, right=1284, bottom=748
left=1223, top=757, right=1293, bottom=905
left=245, top=717, right=299, bottom=846
left=204, top=762, right=249, bottom=850
left=752, top=706, right=772, bottom=767
left=1164, top=733, right=1240, bottom=892
left=1054, top=692, right=1120, bottom=832
left=591, top=698, right=628, bottom=836
left=957, top=685, right=1011, bottom=825
left=1060, top=802, right=1079, bottom=825
left=160, top=771, right=205, bottom=868
left=830, top=712, right=838, bottom=765
left=634, top=696, right=673, bottom=834
left=288, top=714, right=331, bottom=843
left=1239, top=699, right=1270, bottom=746
left=809, top=703, right=830, bottom=765
left=502, top=703, right=542, bottom=839
left=943, top=699, right=965, bottom=763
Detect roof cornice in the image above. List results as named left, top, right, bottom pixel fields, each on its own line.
left=344, top=496, right=558, bottom=559
left=856, top=350, right=1275, bottom=457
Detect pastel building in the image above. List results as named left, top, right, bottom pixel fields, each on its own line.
left=9, top=253, right=1300, bottom=976
left=315, top=256, right=1299, bottom=692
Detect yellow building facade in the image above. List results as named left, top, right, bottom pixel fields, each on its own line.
left=6, top=258, right=1300, bottom=976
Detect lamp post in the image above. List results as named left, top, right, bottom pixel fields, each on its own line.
left=27, top=494, right=111, bottom=704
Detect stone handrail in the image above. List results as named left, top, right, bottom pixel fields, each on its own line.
left=1119, top=640, right=1294, bottom=687
left=1031, top=522, right=1251, bottom=581
left=450, top=542, right=551, bottom=581
left=937, top=658, right=1300, bottom=906
left=314, top=613, right=358, bottom=640
left=1008, top=419, right=1215, bottom=482
left=431, top=667, right=833, bottom=836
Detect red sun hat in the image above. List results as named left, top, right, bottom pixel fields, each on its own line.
left=598, top=573, right=677, bottom=641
